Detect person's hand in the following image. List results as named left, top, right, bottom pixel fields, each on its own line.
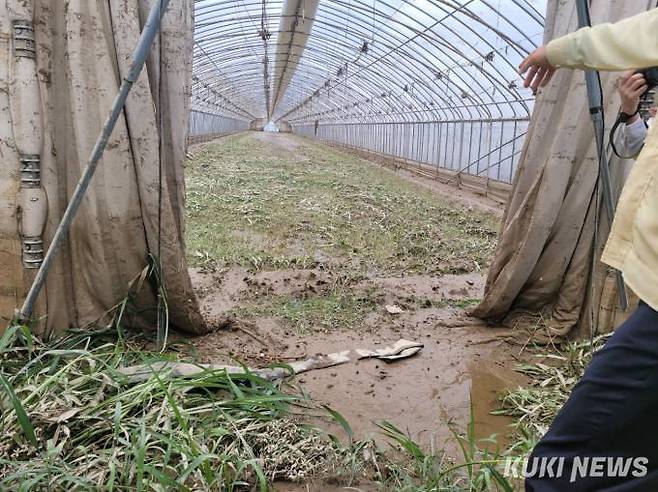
left=650, top=107, right=657, bottom=119
left=519, top=46, right=556, bottom=95
left=619, top=71, right=647, bottom=117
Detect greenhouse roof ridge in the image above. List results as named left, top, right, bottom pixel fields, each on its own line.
left=192, top=0, right=545, bottom=124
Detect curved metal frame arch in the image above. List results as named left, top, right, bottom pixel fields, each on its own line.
left=190, top=0, right=545, bottom=185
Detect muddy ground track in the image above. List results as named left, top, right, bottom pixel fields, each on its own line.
left=184, top=132, right=528, bottom=456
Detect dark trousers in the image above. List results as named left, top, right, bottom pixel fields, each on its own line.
left=526, top=301, right=658, bottom=491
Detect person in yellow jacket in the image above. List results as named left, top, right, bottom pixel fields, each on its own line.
left=520, top=7, right=658, bottom=491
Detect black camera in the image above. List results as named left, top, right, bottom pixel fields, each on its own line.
left=635, top=68, right=658, bottom=120
left=637, top=67, right=658, bottom=92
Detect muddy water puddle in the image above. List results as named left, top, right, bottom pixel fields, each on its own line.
left=284, top=327, right=524, bottom=456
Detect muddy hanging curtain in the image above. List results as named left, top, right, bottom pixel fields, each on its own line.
left=473, top=0, right=656, bottom=338
left=0, top=0, right=208, bottom=335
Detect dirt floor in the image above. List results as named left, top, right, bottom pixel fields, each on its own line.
left=184, top=132, right=526, bottom=457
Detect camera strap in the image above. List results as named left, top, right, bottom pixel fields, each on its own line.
left=619, top=108, right=639, bottom=123
left=610, top=101, right=648, bottom=159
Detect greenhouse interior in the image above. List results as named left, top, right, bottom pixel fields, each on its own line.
left=0, top=0, right=653, bottom=489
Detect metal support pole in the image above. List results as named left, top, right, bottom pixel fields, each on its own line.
left=18, top=0, right=172, bottom=321
left=575, top=0, right=628, bottom=310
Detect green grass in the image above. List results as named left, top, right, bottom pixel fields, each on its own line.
left=186, top=134, right=498, bottom=276
left=233, top=287, right=381, bottom=334
left=0, top=325, right=346, bottom=490
left=375, top=409, right=516, bottom=491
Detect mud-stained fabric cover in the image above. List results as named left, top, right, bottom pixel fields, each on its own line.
left=473, top=0, right=654, bottom=337
left=0, top=0, right=207, bottom=335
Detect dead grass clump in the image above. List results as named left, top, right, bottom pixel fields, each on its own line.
left=495, top=334, right=611, bottom=452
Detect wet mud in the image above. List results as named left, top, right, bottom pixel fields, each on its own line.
left=188, top=266, right=524, bottom=453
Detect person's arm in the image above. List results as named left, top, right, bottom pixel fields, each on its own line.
left=520, top=8, right=658, bottom=93
left=614, top=71, right=649, bottom=157
left=619, top=71, right=646, bottom=122
left=547, top=8, right=658, bottom=71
